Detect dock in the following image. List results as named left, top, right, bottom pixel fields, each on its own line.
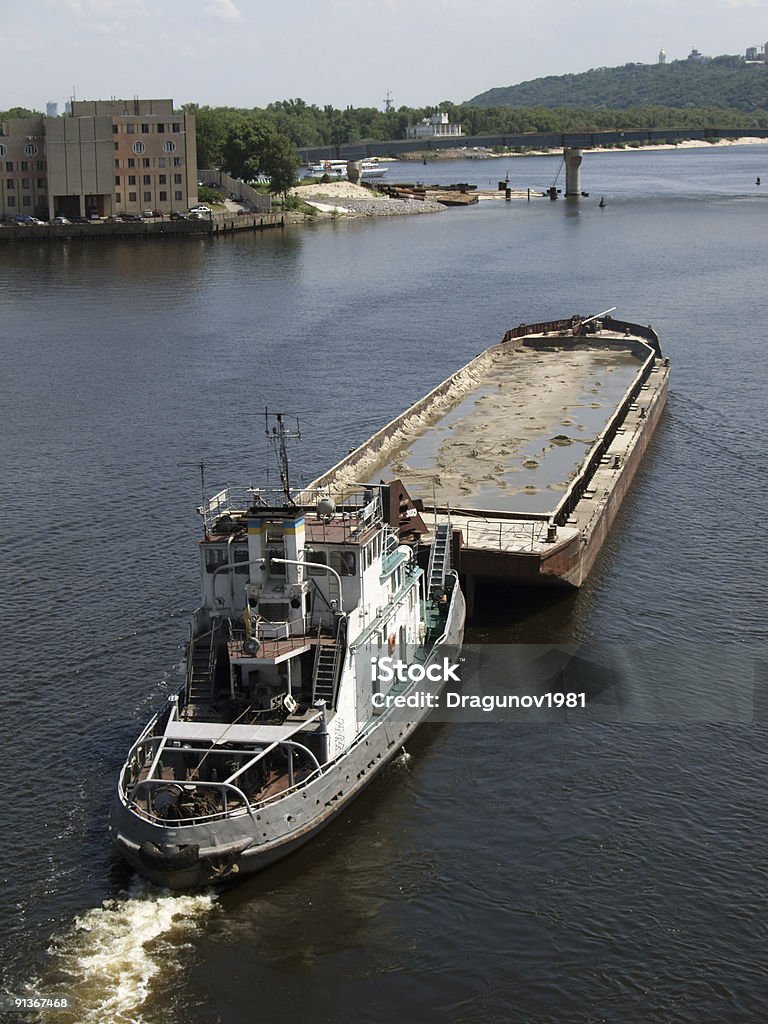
left=306, top=315, right=670, bottom=609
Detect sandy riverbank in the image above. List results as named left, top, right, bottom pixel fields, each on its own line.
left=286, top=181, right=445, bottom=219
left=400, top=137, right=768, bottom=160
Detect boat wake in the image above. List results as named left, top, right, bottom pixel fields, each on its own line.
left=44, top=878, right=217, bottom=1023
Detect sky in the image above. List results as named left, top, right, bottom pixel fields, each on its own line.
left=5, top=0, right=768, bottom=113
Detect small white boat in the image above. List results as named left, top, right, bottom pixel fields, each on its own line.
left=109, top=415, right=464, bottom=888
left=305, top=159, right=388, bottom=180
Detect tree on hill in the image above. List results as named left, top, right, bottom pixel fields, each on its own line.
left=467, top=57, right=768, bottom=112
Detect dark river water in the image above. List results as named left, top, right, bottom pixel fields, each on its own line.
left=2, top=144, right=767, bottom=1023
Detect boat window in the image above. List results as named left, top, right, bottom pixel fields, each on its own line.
left=267, top=547, right=286, bottom=575
left=234, top=548, right=249, bottom=574
left=331, top=550, right=356, bottom=576
left=306, top=550, right=327, bottom=575
left=266, top=525, right=284, bottom=544
left=205, top=547, right=227, bottom=573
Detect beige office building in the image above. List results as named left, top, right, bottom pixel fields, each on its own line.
left=0, top=98, right=197, bottom=219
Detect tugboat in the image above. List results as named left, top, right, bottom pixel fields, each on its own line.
left=110, top=414, right=465, bottom=888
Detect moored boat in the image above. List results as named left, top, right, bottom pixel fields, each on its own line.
left=109, top=415, right=464, bottom=888
left=305, top=159, right=388, bottom=180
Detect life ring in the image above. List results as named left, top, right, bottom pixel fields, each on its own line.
left=388, top=633, right=396, bottom=654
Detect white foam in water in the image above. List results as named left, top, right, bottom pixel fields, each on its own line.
left=49, top=878, right=216, bottom=1023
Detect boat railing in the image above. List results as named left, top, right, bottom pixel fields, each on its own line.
left=463, top=518, right=549, bottom=551
left=551, top=342, right=659, bottom=527
left=128, top=778, right=257, bottom=825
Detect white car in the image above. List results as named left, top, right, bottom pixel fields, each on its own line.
left=188, top=205, right=212, bottom=214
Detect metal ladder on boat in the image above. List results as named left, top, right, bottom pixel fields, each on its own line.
left=311, top=615, right=346, bottom=708
left=427, top=521, right=451, bottom=600
left=185, top=621, right=220, bottom=706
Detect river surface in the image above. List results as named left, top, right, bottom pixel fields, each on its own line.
left=1, top=145, right=767, bottom=1023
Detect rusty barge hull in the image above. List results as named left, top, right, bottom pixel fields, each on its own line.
left=307, top=315, right=669, bottom=592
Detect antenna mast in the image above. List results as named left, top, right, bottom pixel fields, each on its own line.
left=265, top=410, right=301, bottom=503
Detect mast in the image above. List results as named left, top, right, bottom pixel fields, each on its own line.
left=265, top=410, right=301, bottom=504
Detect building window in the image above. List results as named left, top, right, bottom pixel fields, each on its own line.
left=37, top=178, right=45, bottom=188
left=127, top=158, right=135, bottom=167
left=174, top=174, right=182, bottom=184
left=36, top=161, right=45, bottom=170
left=6, top=180, right=14, bottom=189
left=159, top=191, right=167, bottom=201
left=162, top=141, right=176, bottom=153
left=158, top=157, right=166, bottom=168
left=132, top=141, right=146, bottom=154
left=159, top=174, right=166, bottom=184
left=7, top=195, right=15, bottom=206
left=112, top=124, right=118, bottom=133
left=141, top=123, right=150, bottom=134
left=22, top=195, right=31, bottom=206
left=116, top=193, right=121, bottom=203
left=126, top=124, right=135, bottom=134
left=173, top=157, right=182, bottom=166
left=114, top=159, right=120, bottom=168
left=172, top=122, right=181, bottom=132
left=114, top=142, right=118, bottom=150
left=5, top=161, right=13, bottom=171
left=128, top=175, right=136, bottom=185
left=21, top=160, right=29, bottom=171
left=24, top=144, right=38, bottom=156
left=143, top=174, right=151, bottom=185
left=142, top=157, right=150, bottom=168
left=157, top=123, right=165, bottom=133
left=143, top=191, right=151, bottom=201
left=128, top=191, right=136, bottom=201
left=21, top=178, right=31, bottom=189
left=0, top=145, right=6, bottom=157
left=115, top=175, right=120, bottom=185
left=174, top=190, right=182, bottom=201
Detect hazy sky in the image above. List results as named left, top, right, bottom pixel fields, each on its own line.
left=6, top=0, right=768, bottom=113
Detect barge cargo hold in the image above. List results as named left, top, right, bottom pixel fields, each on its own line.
left=307, top=314, right=670, bottom=596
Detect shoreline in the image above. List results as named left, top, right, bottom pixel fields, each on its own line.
left=397, top=137, right=768, bottom=160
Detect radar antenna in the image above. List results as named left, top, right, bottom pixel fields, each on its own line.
left=265, top=410, right=301, bottom=504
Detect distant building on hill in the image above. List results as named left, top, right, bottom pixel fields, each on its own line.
left=406, top=112, right=463, bottom=140
left=658, top=48, right=666, bottom=65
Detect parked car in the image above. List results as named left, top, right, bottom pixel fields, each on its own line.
left=51, top=215, right=71, bottom=225
left=169, top=210, right=188, bottom=220
left=119, top=213, right=143, bottom=222
left=188, top=205, right=212, bottom=214
left=13, top=215, right=44, bottom=225
left=69, top=215, right=90, bottom=223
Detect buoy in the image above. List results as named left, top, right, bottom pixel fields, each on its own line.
left=757, top=177, right=761, bottom=186
left=599, top=196, right=606, bottom=208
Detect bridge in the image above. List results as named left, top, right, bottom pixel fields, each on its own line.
left=297, top=127, right=768, bottom=164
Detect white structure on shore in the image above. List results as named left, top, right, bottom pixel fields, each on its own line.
left=406, top=112, right=463, bottom=140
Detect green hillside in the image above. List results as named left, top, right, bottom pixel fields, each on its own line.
left=469, top=57, right=768, bottom=112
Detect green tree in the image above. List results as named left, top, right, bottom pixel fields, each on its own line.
left=220, top=112, right=299, bottom=194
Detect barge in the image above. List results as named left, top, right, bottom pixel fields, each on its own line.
left=306, top=312, right=670, bottom=596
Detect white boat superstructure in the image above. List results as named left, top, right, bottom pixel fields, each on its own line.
left=306, top=159, right=389, bottom=180
left=110, top=416, right=464, bottom=887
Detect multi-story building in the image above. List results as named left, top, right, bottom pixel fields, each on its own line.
left=0, top=98, right=197, bottom=219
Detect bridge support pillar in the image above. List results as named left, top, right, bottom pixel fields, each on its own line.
left=564, top=147, right=583, bottom=197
